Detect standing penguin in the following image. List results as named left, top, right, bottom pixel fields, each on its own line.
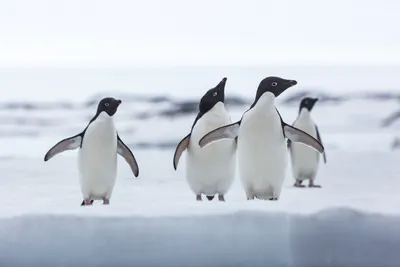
left=198, top=76, right=324, bottom=201
left=44, top=97, right=139, bottom=206
left=173, top=77, right=236, bottom=201
left=288, top=97, right=327, bottom=188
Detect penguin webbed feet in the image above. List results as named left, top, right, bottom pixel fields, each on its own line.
left=308, top=180, right=322, bottom=188
left=253, top=196, right=279, bottom=201
left=294, top=180, right=306, bottom=188
left=81, top=199, right=94, bottom=206
left=80, top=198, right=110, bottom=206
left=198, top=194, right=225, bottom=201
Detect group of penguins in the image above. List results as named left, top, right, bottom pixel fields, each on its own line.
left=44, top=76, right=327, bottom=206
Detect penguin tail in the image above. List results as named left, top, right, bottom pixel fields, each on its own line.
left=206, top=195, right=215, bottom=201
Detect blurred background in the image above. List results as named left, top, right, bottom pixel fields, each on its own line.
left=0, top=0, right=399, bottom=158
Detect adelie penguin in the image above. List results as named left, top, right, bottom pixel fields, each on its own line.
left=198, top=76, right=325, bottom=201
left=288, top=97, right=327, bottom=188
left=173, top=77, right=236, bottom=202
left=44, top=97, right=139, bottom=206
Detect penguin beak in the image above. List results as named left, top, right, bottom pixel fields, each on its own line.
left=218, top=77, right=227, bottom=90
left=216, top=77, right=227, bottom=96
left=116, top=99, right=122, bottom=106
left=286, top=80, right=297, bottom=86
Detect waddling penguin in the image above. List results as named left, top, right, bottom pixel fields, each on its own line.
left=44, top=97, right=139, bottom=206
left=198, top=77, right=324, bottom=201
left=173, top=77, right=236, bottom=202
left=288, top=97, right=327, bottom=188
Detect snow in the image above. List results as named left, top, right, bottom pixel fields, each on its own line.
left=0, top=65, right=399, bottom=266
left=0, top=148, right=400, bottom=266
left=1, top=149, right=399, bottom=217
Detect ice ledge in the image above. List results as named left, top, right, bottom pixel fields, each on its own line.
left=0, top=208, right=399, bottom=267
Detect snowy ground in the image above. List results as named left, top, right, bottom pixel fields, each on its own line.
left=0, top=149, right=400, bottom=266
left=0, top=65, right=400, bottom=266
left=1, top=149, right=399, bottom=217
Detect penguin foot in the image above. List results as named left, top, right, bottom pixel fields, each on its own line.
left=268, top=197, right=278, bottom=201
left=102, top=198, right=110, bottom=205
left=81, top=199, right=94, bottom=206
left=196, top=194, right=202, bottom=201
left=308, top=180, right=321, bottom=188
left=206, top=195, right=215, bottom=201
left=218, top=194, right=225, bottom=202
left=294, top=180, right=305, bottom=188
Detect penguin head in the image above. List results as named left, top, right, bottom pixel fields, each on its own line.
left=96, top=97, right=122, bottom=117
left=256, top=76, right=297, bottom=99
left=299, top=97, right=319, bottom=113
left=199, top=77, right=227, bottom=113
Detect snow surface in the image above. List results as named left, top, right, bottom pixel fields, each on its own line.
left=0, top=150, right=400, bottom=266
left=0, top=66, right=400, bottom=266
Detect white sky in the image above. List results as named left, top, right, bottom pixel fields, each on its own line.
left=0, top=0, right=400, bottom=66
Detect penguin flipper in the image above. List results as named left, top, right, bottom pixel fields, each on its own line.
left=44, top=134, right=82, bottom=161
left=173, top=134, right=191, bottom=170
left=283, top=124, right=324, bottom=154
left=198, top=121, right=240, bottom=148
left=315, top=125, right=327, bottom=163
left=117, top=135, right=139, bottom=177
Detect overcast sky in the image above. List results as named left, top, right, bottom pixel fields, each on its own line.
left=0, top=0, right=399, bottom=66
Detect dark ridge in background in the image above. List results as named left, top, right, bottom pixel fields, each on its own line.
left=0, top=89, right=399, bottom=149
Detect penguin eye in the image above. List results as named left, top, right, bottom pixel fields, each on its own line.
left=213, top=92, right=218, bottom=97
left=105, top=103, right=110, bottom=107
left=271, top=82, right=278, bottom=87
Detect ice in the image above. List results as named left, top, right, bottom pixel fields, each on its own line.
left=1, top=209, right=400, bottom=267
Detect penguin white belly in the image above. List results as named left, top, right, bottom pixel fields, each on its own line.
left=186, top=103, right=236, bottom=196
left=290, top=118, right=320, bottom=181
left=78, top=114, right=118, bottom=200
left=238, top=107, right=287, bottom=200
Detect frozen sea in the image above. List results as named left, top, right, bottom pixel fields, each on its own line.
left=0, top=65, right=399, bottom=267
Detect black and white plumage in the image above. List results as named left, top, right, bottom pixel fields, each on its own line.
left=44, top=97, right=139, bottom=206
left=288, top=97, right=327, bottom=188
left=173, top=78, right=237, bottom=201
left=198, top=77, right=325, bottom=201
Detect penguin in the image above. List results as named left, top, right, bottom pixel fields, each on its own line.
left=44, top=97, right=139, bottom=206
left=173, top=77, right=237, bottom=201
left=198, top=76, right=325, bottom=201
left=288, top=97, right=327, bottom=188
